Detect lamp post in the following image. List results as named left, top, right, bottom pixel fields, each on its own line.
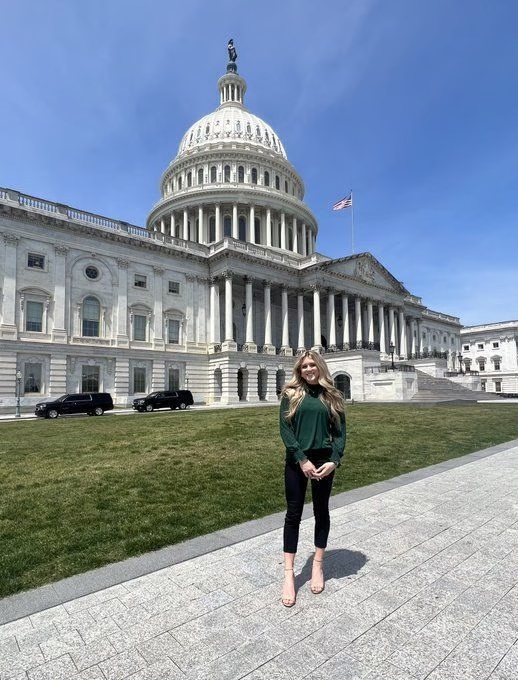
left=458, top=352, right=463, bottom=375
left=15, top=370, right=22, bottom=418
left=388, top=342, right=396, bottom=370
left=185, top=375, right=189, bottom=390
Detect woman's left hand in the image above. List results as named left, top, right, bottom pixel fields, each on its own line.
left=313, top=462, right=336, bottom=479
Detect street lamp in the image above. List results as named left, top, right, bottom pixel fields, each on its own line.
left=15, top=370, right=22, bottom=418
left=388, top=343, right=396, bottom=370
left=458, top=352, right=463, bottom=375
left=185, top=375, right=189, bottom=389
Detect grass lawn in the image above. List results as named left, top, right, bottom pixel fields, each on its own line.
left=1, top=402, right=518, bottom=598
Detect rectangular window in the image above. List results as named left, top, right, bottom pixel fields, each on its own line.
left=495, top=380, right=502, bottom=393
left=481, top=380, right=486, bottom=392
left=168, top=368, right=180, bottom=391
left=168, top=319, right=180, bottom=344
left=82, top=366, right=100, bottom=392
left=479, top=362, right=485, bottom=371
left=134, top=274, right=147, bottom=288
left=494, top=360, right=501, bottom=371
left=133, top=314, right=146, bottom=341
left=24, top=363, right=42, bottom=393
left=463, top=344, right=469, bottom=351
left=168, top=280, right=180, bottom=294
left=492, top=342, right=499, bottom=349
left=477, top=343, right=484, bottom=350
left=134, top=367, right=146, bottom=393
left=26, top=301, right=43, bottom=332
left=27, top=253, right=45, bottom=269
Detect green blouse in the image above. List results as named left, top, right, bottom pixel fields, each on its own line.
left=279, top=387, right=346, bottom=466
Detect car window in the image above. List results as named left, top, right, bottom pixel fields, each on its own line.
left=76, top=395, right=92, bottom=401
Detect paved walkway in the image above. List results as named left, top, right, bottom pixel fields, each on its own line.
left=1, top=441, right=517, bottom=679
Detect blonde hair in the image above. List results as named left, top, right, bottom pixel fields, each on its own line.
left=281, top=350, right=345, bottom=426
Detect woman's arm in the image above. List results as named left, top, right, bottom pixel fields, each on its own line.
left=279, top=396, right=307, bottom=463
left=330, top=411, right=347, bottom=467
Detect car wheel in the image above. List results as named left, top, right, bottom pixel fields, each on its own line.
left=93, top=407, right=104, bottom=416
left=145, top=404, right=153, bottom=412
left=179, top=402, right=187, bottom=410
left=47, top=409, right=59, bottom=419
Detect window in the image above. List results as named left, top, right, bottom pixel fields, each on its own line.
left=168, top=280, right=180, bottom=294
left=168, top=368, right=180, bottom=391
left=224, top=165, right=231, bottom=182
left=134, top=274, right=147, bottom=289
left=133, top=314, right=146, bottom=341
left=479, top=360, right=485, bottom=371
left=224, top=216, right=232, bottom=237
left=275, top=175, right=280, bottom=190
left=133, top=367, right=146, bottom=393
left=26, top=301, right=43, bottom=332
left=24, top=363, right=42, bottom=393
left=210, top=166, right=217, bottom=182
left=177, top=175, right=182, bottom=190
left=85, top=266, right=99, bottom=280
left=251, top=168, right=258, bottom=184
left=187, top=171, right=192, bottom=187
left=82, top=366, right=100, bottom=392
left=492, top=341, right=499, bottom=349
left=238, top=166, right=244, bottom=183
left=209, top=216, right=216, bottom=243
left=285, top=180, right=288, bottom=193
left=238, top=216, right=246, bottom=241
left=168, top=319, right=180, bottom=344
left=197, top=168, right=203, bottom=185
left=477, top=343, right=484, bottom=350
left=82, top=297, right=100, bottom=337
left=264, top=171, right=270, bottom=187
left=495, top=380, right=502, bottom=393
left=27, top=253, right=45, bottom=269
left=463, top=344, right=469, bottom=351
left=494, top=359, right=501, bottom=371
left=481, top=380, right=486, bottom=392
left=255, top=218, right=261, bottom=244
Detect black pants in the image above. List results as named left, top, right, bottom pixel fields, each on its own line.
left=283, top=451, right=335, bottom=554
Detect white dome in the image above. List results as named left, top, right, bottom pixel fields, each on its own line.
left=177, top=106, right=287, bottom=160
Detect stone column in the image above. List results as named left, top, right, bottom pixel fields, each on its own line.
left=198, top=206, right=204, bottom=244
left=367, top=300, right=374, bottom=345
left=170, top=213, right=176, bottom=237
left=153, top=267, right=165, bottom=350
left=302, top=224, right=307, bottom=256
left=297, top=291, right=305, bottom=351
left=378, top=303, right=386, bottom=353
left=280, top=212, right=286, bottom=249
left=292, top=216, right=298, bottom=253
left=342, top=294, right=350, bottom=348
left=215, top=203, right=222, bottom=241
left=0, top=234, right=18, bottom=338
left=328, top=290, right=336, bottom=348
left=209, top=279, right=220, bottom=345
left=232, top=203, right=238, bottom=239
left=116, top=258, right=129, bottom=347
left=182, top=209, right=188, bottom=240
left=249, top=205, right=255, bottom=244
left=410, top=319, right=417, bottom=356
left=389, top=306, right=396, bottom=350
left=417, top=320, right=422, bottom=354
left=263, top=282, right=274, bottom=353
left=355, top=297, right=362, bottom=345
left=399, top=309, right=407, bottom=358
left=312, top=287, right=322, bottom=351
left=266, top=208, right=272, bottom=247
left=222, top=274, right=237, bottom=351
left=281, top=286, right=292, bottom=355
left=244, top=277, right=257, bottom=351
left=52, top=245, right=68, bottom=342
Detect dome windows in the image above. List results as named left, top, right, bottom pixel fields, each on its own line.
left=224, top=165, right=231, bottom=182
left=238, top=165, right=244, bottom=183
left=210, top=166, right=217, bottom=183
left=251, top=168, right=258, bottom=185
left=275, top=175, right=280, bottom=190
left=264, top=171, right=270, bottom=187
left=178, top=176, right=183, bottom=190
left=187, top=171, right=192, bottom=188
left=197, top=168, right=204, bottom=185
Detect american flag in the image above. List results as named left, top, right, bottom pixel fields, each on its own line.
left=332, top=193, right=353, bottom=210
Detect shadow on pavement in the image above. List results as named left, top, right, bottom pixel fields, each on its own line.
left=296, top=548, right=368, bottom=589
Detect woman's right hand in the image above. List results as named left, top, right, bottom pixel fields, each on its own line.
left=299, top=460, right=317, bottom=479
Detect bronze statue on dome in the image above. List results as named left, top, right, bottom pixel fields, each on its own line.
left=227, top=39, right=237, bottom=63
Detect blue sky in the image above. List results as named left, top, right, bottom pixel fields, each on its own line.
left=1, top=0, right=517, bottom=325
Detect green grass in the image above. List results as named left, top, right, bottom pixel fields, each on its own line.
left=1, top=403, right=518, bottom=598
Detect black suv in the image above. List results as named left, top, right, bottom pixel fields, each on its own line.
left=132, top=390, right=193, bottom=412
left=35, top=393, right=114, bottom=419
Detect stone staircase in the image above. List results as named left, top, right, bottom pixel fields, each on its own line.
left=411, top=369, right=502, bottom=402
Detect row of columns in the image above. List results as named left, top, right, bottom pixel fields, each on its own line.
left=153, top=203, right=316, bottom=255
left=207, top=277, right=435, bottom=357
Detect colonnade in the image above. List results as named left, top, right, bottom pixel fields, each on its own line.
left=151, top=202, right=316, bottom=255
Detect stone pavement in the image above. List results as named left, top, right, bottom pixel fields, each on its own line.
left=1, top=442, right=517, bottom=680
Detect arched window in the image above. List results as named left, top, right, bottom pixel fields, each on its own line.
left=284, top=180, right=288, bottom=193
left=177, top=175, right=182, bottom=190
left=224, top=216, right=232, bottom=237
left=264, top=171, right=270, bottom=187
left=275, top=175, right=280, bottom=190
left=238, top=166, right=245, bottom=183
left=209, top=216, right=216, bottom=243
left=224, top=165, right=231, bottom=182
left=210, top=166, right=217, bottom=182
left=187, top=171, right=192, bottom=188
left=83, top=297, right=100, bottom=337
left=251, top=168, right=258, bottom=185
left=255, top=217, right=261, bottom=244
left=197, top=168, right=203, bottom=185
left=238, top=216, right=247, bottom=241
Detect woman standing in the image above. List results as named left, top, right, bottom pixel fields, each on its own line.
left=279, top=350, right=346, bottom=607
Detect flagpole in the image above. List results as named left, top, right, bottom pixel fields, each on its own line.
left=351, top=190, right=355, bottom=254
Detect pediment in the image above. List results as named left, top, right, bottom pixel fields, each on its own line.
left=320, top=253, right=409, bottom=294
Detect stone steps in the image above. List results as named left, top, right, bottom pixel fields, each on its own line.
left=411, top=369, right=501, bottom=402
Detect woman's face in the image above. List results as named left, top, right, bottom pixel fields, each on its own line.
left=300, top=356, right=320, bottom=385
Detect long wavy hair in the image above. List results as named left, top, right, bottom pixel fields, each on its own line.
left=281, top=350, right=345, bottom=427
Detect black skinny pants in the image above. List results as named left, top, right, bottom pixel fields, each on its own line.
left=283, top=452, right=335, bottom=554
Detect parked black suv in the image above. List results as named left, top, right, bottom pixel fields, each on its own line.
left=132, top=390, right=193, bottom=412
left=35, top=393, right=114, bottom=419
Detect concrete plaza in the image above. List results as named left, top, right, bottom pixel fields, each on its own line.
left=1, top=441, right=517, bottom=679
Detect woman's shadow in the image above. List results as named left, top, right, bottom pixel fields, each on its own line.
left=295, top=548, right=367, bottom=589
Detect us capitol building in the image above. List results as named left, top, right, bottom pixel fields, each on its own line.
left=0, top=45, right=464, bottom=409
